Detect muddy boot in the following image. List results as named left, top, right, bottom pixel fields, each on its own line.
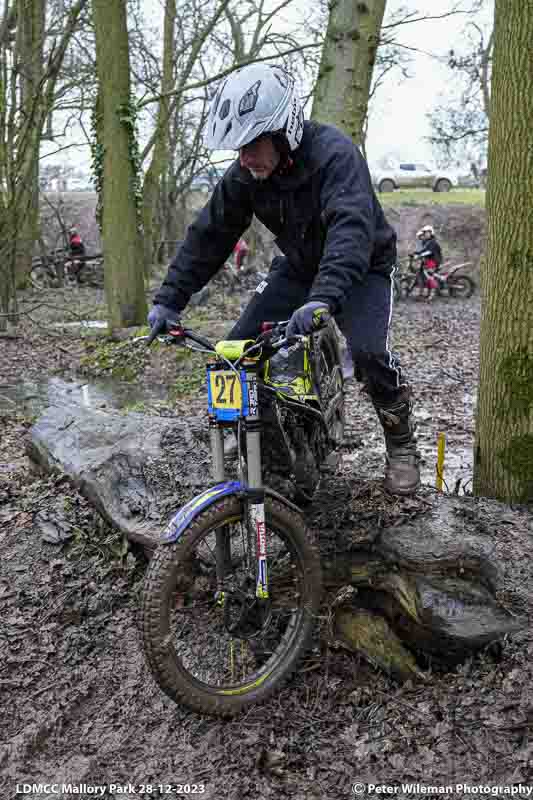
left=371, top=387, right=420, bottom=496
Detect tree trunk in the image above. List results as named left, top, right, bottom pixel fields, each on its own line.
left=93, top=0, right=146, bottom=329
left=14, top=0, right=45, bottom=287
left=474, top=1, right=533, bottom=503
left=141, top=0, right=176, bottom=275
left=311, top=0, right=387, bottom=147
left=1, top=0, right=87, bottom=310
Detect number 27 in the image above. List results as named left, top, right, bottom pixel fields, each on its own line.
left=215, top=373, right=236, bottom=403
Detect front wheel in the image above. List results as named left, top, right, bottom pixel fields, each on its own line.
left=141, top=495, right=321, bottom=716
left=30, top=264, right=59, bottom=290
left=447, top=275, right=475, bottom=298
left=397, top=274, right=417, bottom=299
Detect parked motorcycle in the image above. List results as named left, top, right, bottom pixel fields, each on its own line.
left=393, top=255, right=475, bottom=301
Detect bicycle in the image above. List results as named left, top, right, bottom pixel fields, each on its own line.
left=139, top=315, right=345, bottom=715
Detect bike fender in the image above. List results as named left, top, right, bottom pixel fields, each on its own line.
left=160, top=482, right=303, bottom=543
left=161, top=481, right=243, bottom=542
left=446, top=261, right=472, bottom=278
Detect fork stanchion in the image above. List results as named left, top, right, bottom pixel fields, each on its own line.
left=436, top=432, right=446, bottom=491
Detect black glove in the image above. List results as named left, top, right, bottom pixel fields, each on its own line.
left=286, top=301, right=330, bottom=338
left=147, top=304, right=181, bottom=332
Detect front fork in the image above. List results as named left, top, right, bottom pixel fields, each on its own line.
left=210, top=424, right=231, bottom=588
left=210, top=373, right=268, bottom=600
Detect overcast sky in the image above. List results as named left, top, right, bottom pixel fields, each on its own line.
left=44, top=0, right=493, bottom=175
left=365, top=0, right=493, bottom=166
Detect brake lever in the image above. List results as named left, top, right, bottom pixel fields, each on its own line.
left=166, top=324, right=187, bottom=344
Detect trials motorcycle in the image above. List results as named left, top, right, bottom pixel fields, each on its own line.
left=139, top=317, right=345, bottom=715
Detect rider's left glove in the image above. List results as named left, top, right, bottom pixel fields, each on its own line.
left=147, top=304, right=181, bottom=332
left=286, top=301, right=330, bottom=338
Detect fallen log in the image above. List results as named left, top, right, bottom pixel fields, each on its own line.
left=321, top=490, right=530, bottom=677
left=27, top=402, right=531, bottom=678
left=27, top=401, right=211, bottom=549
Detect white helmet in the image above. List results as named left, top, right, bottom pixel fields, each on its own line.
left=204, top=63, right=304, bottom=152
left=420, top=225, right=434, bottom=236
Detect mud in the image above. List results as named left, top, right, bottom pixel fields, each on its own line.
left=2, top=284, right=533, bottom=797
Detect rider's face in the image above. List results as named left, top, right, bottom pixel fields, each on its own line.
left=239, top=135, right=280, bottom=181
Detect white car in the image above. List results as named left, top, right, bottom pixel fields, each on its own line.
left=372, top=162, right=458, bottom=193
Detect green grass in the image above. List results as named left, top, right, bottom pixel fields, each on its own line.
left=379, top=189, right=485, bottom=207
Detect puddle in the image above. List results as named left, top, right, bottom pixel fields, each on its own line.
left=1, top=377, right=474, bottom=492
left=419, top=441, right=473, bottom=492
left=52, top=320, right=108, bottom=330
left=341, top=425, right=473, bottom=493
left=0, top=376, right=171, bottom=416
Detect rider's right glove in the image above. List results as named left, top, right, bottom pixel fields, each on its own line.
left=286, top=301, right=330, bottom=338
left=147, top=304, right=181, bottom=332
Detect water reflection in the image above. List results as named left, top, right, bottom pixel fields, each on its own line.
left=0, top=376, right=170, bottom=416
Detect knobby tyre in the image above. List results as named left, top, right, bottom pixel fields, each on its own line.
left=314, top=324, right=345, bottom=446
left=448, top=275, right=474, bottom=299
left=141, top=495, right=321, bottom=716
left=30, top=264, right=58, bottom=290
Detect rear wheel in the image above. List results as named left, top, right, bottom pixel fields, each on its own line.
left=141, top=495, right=321, bottom=716
left=448, top=275, right=474, bottom=298
left=314, top=325, right=345, bottom=447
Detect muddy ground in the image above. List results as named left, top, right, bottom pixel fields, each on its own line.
left=1, top=273, right=532, bottom=798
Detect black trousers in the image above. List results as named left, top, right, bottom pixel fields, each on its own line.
left=228, top=258, right=405, bottom=399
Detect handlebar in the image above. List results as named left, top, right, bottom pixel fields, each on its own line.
left=144, top=319, right=216, bottom=351
left=141, top=315, right=330, bottom=364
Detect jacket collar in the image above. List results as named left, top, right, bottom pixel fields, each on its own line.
left=232, top=122, right=319, bottom=191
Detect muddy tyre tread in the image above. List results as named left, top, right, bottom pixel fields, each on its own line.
left=141, top=495, right=321, bottom=716
left=448, top=275, right=475, bottom=298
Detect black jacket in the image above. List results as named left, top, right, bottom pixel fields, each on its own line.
left=155, top=122, right=397, bottom=316
left=420, top=237, right=442, bottom=267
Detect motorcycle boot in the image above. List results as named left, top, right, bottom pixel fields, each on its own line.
left=370, top=385, right=420, bottom=496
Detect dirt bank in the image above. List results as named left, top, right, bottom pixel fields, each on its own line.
left=2, top=279, right=532, bottom=797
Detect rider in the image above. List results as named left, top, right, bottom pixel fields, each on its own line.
left=418, top=225, right=442, bottom=270
left=148, top=63, right=420, bottom=496
left=418, top=225, right=443, bottom=300
left=66, top=226, right=86, bottom=281
left=68, top=226, right=85, bottom=258
left=233, top=237, right=249, bottom=269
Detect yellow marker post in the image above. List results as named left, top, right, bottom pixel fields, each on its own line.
left=436, top=432, right=446, bottom=491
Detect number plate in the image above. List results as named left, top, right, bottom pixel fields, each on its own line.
left=207, top=368, right=251, bottom=422
left=209, top=370, right=242, bottom=410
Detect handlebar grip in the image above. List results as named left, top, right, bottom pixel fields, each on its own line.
left=312, top=309, right=331, bottom=331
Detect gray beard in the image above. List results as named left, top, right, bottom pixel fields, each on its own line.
left=248, top=169, right=268, bottom=181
